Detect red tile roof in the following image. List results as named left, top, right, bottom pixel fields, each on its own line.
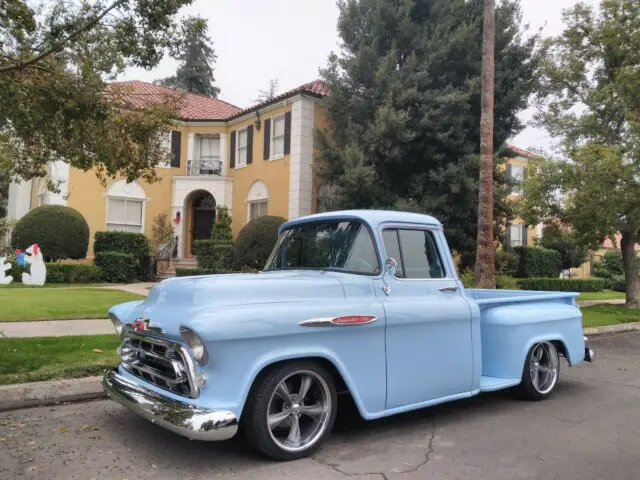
left=506, top=144, right=540, bottom=159
left=227, top=80, right=330, bottom=120
left=107, top=81, right=241, bottom=120
left=602, top=234, right=640, bottom=251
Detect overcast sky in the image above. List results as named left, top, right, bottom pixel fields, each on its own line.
left=119, top=0, right=599, bottom=151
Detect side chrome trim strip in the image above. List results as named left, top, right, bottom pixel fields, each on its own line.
left=298, top=316, right=378, bottom=327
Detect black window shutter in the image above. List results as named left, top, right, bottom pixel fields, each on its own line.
left=263, top=118, right=271, bottom=160
left=507, top=163, right=513, bottom=178
left=247, top=125, right=254, bottom=164
left=522, top=225, right=528, bottom=246
left=284, top=111, right=292, bottom=155
left=505, top=223, right=512, bottom=246
left=523, top=167, right=528, bottom=180
left=230, top=131, right=236, bottom=169
left=170, top=131, right=181, bottom=167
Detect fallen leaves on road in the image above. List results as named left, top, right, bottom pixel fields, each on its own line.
left=55, top=426, right=70, bottom=433
left=79, top=424, right=99, bottom=433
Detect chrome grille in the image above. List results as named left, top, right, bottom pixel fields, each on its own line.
left=119, top=333, right=196, bottom=398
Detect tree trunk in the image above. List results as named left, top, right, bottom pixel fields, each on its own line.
left=620, top=230, right=640, bottom=308
left=474, top=0, right=496, bottom=289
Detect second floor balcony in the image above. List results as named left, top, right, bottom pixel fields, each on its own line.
left=187, top=158, right=223, bottom=176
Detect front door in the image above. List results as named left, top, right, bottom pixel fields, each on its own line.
left=378, top=226, right=474, bottom=409
left=191, top=193, right=216, bottom=254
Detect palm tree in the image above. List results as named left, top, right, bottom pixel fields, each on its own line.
left=474, top=0, right=496, bottom=288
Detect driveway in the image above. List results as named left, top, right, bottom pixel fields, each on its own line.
left=1, top=332, right=639, bottom=480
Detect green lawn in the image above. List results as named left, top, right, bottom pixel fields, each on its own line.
left=0, top=288, right=144, bottom=321
left=581, top=305, right=640, bottom=328
left=578, top=291, right=625, bottom=301
left=0, top=335, right=120, bottom=385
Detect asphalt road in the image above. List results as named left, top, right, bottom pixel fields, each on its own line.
left=2, top=332, right=640, bottom=480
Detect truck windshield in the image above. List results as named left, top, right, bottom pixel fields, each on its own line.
left=264, top=220, right=380, bottom=275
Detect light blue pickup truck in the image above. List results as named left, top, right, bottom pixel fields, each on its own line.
left=103, top=210, right=594, bottom=460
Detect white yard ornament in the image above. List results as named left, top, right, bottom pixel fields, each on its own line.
left=21, top=243, right=47, bottom=286
left=0, top=257, right=12, bottom=285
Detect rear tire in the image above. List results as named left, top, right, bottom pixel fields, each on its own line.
left=243, top=361, right=337, bottom=461
left=518, top=341, right=560, bottom=401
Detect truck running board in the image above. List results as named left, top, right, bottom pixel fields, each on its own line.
left=479, top=376, right=521, bottom=392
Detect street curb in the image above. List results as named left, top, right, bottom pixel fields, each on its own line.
left=0, top=375, right=106, bottom=412
left=584, top=322, right=640, bottom=336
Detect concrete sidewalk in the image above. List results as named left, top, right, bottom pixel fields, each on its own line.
left=0, top=319, right=113, bottom=338
left=99, top=282, right=155, bottom=296
left=577, top=298, right=625, bottom=307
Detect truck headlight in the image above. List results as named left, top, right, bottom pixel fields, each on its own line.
left=180, top=327, right=208, bottom=365
left=109, top=313, right=124, bottom=338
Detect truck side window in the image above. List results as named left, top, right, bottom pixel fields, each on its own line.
left=383, top=229, right=445, bottom=279
left=382, top=229, right=405, bottom=278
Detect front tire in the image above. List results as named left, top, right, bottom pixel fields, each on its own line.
left=518, top=341, right=560, bottom=401
left=243, top=361, right=337, bottom=461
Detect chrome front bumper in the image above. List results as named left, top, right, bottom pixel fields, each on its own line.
left=102, top=368, right=238, bottom=441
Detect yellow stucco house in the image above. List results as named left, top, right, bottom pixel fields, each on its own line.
left=503, top=144, right=539, bottom=248
left=8, top=80, right=330, bottom=262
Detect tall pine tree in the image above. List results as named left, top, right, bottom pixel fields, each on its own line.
left=157, top=15, right=220, bottom=97
left=315, top=0, right=537, bottom=267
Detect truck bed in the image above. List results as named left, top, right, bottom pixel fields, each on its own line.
left=466, top=288, right=579, bottom=308
left=463, top=288, right=585, bottom=389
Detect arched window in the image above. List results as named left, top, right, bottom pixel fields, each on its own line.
left=247, top=181, right=268, bottom=222
left=106, top=180, right=146, bottom=233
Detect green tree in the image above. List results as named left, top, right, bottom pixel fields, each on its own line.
left=314, top=0, right=538, bottom=268
left=537, top=223, right=588, bottom=272
left=521, top=0, right=640, bottom=307
left=0, top=0, right=193, bottom=184
left=156, top=16, right=220, bottom=97
left=211, top=206, right=232, bottom=242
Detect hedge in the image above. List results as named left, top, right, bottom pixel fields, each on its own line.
left=175, top=268, right=214, bottom=277
left=175, top=268, right=236, bottom=277
left=94, top=231, right=151, bottom=280
left=605, top=275, right=626, bottom=292
left=517, top=278, right=606, bottom=292
left=46, top=263, right=101, bottom=283
left=11, top=205, right=89, bottom=261
left=7, top=262, right=101, bottom=284
left=94, top=252, right=137, bottom=283
left=513, top=246, right=562, bottom=278
left=194, top=241, right=234, bottom=271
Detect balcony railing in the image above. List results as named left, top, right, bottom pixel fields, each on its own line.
left=187, top=158, right=222, bottom=176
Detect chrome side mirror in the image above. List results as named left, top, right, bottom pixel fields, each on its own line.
left=384, top=258, right=398, bottom=277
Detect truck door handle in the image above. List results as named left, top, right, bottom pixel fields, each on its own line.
left=439, top=286, right=459, bottom=293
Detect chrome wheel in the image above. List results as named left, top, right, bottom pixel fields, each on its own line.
left=266, top=370, right=332, bottom=453
left=529, top=342, right=559, bottom=395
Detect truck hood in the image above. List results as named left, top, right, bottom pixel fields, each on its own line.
left=112, top=271, right=348, bottom=335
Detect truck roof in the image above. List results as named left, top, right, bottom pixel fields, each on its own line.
left=280, top=209, right=442, bottom=232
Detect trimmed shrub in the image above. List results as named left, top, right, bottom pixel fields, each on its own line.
left=46, top=263, right=101, bottom=283
left=513, top=246, right=562, bottom=278
left=94, top=231, right=150, bottom=258
left=495, top=248, right=519, bottom=276
left=175, top=268, right=214, bottom=277
left=605, top=275, right=626, bottom=292
left=194, top=241, right=234, bottom=271
left=517, top=278, right=606, bottom=292
left=95, top=252, right=137, bottom=283
left=94, top=231, right=150, bottom=280
left=234, top=215, right=287, bottom=270
left=495, top=275, right=519, bottom=290
left=11, top=205, right=89, bottom=261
